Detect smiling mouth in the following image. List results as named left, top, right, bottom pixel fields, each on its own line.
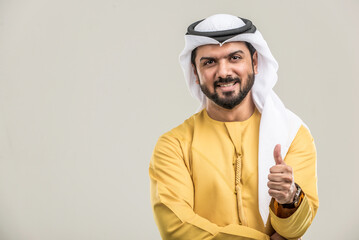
left=215, top=81, right=239, bottom=90
left=218, top=82, right=236, bottom=87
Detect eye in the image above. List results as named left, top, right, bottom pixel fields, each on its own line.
left=231, top=55, right=241, bottom=60
left=203, top=60, right=215, bottom=66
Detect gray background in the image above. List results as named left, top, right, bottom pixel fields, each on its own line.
left=0, top=0, right=358, bottom=239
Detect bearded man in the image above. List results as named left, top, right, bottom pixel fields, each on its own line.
left=149, top=14, right=318, bottom=240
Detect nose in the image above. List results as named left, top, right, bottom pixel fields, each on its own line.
left=216, top=60, right=232, bottom=79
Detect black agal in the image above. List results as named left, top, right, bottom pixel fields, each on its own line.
left=186, top=17, right=256, bottom=43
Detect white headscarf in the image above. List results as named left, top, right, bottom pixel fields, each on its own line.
left=179, top=14, right=303, bottom=225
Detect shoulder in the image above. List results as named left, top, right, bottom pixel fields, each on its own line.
left=152, top=111, right=204, bottom=159
left=285, top=109, right=314, bottom=148
left=157, top=110, right=203, bottom=145
left=282, top=108, right=316, bottom=158
left=151, top=111, right=203, bottom=170
left=290, top=125, right=315, bottom=153
left=284, top=123, right=316, bottom=172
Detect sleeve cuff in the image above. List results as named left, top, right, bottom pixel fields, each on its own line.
left=271, top=187, right=305, bottom=218
left=270, top=195, right=312, bottom=239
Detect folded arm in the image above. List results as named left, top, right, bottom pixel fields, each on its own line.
left=150, top=134, right=270, bottom=240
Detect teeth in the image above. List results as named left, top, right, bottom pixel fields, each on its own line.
left=220, top=83, right=235, bottom=87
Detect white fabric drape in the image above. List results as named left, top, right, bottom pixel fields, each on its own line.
left=178, top=14, right=303, bottom=225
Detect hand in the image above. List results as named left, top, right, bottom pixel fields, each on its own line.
left=271, top=232, right=302, bottom=240
left=270, top=232, right=286, bottom=240
left=268, top=144, right=296, bottom=204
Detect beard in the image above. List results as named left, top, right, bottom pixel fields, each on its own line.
left=199, top=74, right=255, bottom=110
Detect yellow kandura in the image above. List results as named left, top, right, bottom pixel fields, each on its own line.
left=149, top=108, right=318, bottom=240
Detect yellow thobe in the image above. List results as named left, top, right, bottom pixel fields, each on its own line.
left=149, top=108, right=318, bottom=240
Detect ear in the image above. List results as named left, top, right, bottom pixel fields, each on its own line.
left=192, top=64, right=200, bottom=84
left=252, top=51, right=258, bottom=74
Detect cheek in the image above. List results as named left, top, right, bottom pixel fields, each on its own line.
left=235, top=64, right=250, bottom=73
left=199, top=69, right=215, bottom=83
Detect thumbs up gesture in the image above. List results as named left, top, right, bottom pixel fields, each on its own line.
left=268, top=144, right=297, bottom=204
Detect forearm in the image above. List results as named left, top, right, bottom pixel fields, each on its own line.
left=269, top=195, right=312, bottom=239
left=269, top=125, right=319, bottom=239
left=152, top=193, right=269, bottom=240
left=150, top=134, right=270, bottom=240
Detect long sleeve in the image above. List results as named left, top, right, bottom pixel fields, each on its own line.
left=269, top=125, right=319, bottom=239
left=150, top=133, right=270, bottom=240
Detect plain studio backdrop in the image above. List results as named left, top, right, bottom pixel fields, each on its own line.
left=0, top=0, right=358, bottom=239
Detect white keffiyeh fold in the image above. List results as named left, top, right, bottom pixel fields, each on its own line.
left=179, top=14, right=303, bottom=225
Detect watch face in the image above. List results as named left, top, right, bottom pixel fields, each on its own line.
left=294, top=188, right=304, bottom=208
left=294, top=184, right=301, bottom=199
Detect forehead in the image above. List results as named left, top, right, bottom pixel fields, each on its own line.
left=196, top=41, right=249, bottom=57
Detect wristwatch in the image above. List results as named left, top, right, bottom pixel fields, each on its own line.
left=281, top=183, right=302, bottom=209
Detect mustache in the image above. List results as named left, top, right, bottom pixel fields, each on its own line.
left=214, top=77, right=241, bottom=86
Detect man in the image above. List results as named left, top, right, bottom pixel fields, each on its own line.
left=149, top=14, right=318, bottom=240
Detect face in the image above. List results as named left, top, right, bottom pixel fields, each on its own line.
left=193, top=42, right=258, bottom=110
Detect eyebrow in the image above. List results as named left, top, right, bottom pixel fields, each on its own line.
left=199, top=50, right=245, bottom=62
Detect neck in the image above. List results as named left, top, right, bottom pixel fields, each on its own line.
left=206, top=91, right=255, bottom=122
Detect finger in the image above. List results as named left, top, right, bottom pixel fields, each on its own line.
left=273, top=144, right=284, bottom=165
left=268, top=189, right=286, bottom=203
left=268, top=173, right=293, bottom=183
left=270, top=232, right=286, bottom=240
left=270, top=165, right=293, bottom=174
left=270, top=232, right=287, bottom=240
left=269, top=165, right=288, bottom=173
left=267, top=181, right=291, bottom=191
left=268, top=173, right=283, bottom=182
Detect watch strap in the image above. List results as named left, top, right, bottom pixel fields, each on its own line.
left=282, top=183, right=303, bottom=209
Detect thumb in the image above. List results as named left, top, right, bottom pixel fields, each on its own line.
left=273, top=144, right=284, bottom=165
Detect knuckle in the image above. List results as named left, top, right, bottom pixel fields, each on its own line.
left=284, top=176, right=292, bottom=182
